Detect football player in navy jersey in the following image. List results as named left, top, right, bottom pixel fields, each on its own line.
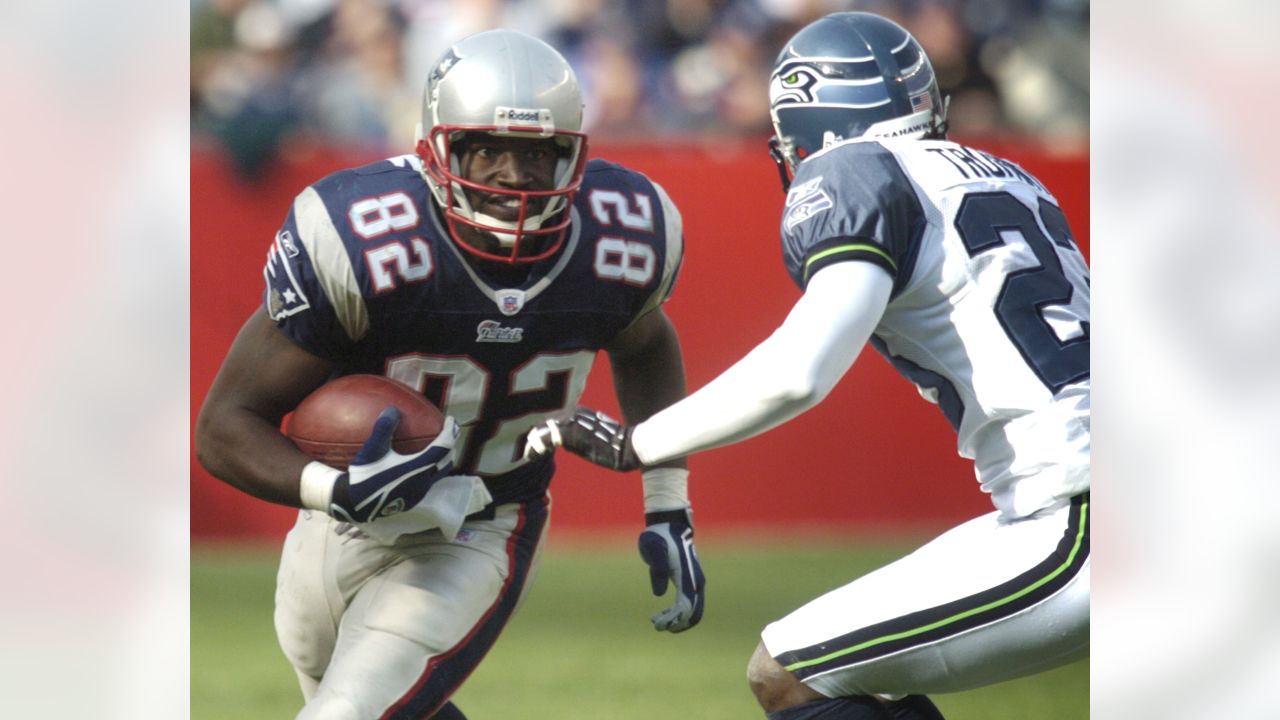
left=196, top=29, right=704, bottom=719
left=527, top=12, right=1089, bottom=720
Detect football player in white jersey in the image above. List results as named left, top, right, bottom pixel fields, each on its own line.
left=526, top=12, right=1089, bottom=720
left=196, top=30, right=705, bottom=719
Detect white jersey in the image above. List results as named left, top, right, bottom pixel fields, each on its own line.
left=780, top=138, right=1090, bottom=517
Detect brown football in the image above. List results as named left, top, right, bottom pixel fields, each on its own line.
left=285, top=374, right=444, bottom=470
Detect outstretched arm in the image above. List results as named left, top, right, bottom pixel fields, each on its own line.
left=527, top=262, right=894, bottom=470
left=631, top=261, right=892, bottom=464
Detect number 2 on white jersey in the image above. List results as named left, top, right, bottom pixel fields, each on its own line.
left=955, top=192, right=1089, bottom=393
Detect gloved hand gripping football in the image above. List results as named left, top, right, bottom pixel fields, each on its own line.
left=323, top=407, right=492, bottom=543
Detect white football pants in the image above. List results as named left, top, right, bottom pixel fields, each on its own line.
left=274, top=497, right=550, bottom=719
left=762, top=493, right=1089, bottom=698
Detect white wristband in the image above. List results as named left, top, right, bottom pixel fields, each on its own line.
left=641, top=467, right=690, bottom=514
left=299, top=461, right=343, bottom=511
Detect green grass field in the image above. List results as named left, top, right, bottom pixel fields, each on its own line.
left=192, top=536, right=1087, bottom=719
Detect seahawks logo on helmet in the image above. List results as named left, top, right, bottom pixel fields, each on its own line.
left=766, top=13, right=948, bottom=185
left=770, top=65, right=821, bottom=108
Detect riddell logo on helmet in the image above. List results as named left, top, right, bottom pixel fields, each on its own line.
left=496, top=107, right=544, bottom=123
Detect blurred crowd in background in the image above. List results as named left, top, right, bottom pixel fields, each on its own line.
left=192, top=0, right=1088, bottom=178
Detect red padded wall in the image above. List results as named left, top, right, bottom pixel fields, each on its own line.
left=191, top=137, right=1088, bottom=540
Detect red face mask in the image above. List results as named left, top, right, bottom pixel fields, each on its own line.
left=418, top=125, right=589, bottom=264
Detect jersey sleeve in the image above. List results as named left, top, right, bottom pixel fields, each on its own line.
left=779, top=142, right=926, bottom=291
left=263, top=185, right=370, bottom=360
left=636, top=178, right=685, bottom=316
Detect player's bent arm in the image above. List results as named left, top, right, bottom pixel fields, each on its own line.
left=195, top=307, right=335, bottom=507
left=606, top=307, right=689, bottom=472
left=630, top=261, right=892, bottom=465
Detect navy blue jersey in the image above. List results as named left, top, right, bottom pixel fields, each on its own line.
left=778, top=138, right=1090, bottom=518
left=264, top=155, right=684, bottom=504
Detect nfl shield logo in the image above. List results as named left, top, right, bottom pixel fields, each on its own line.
left=497, top=289, right=525, bottom=316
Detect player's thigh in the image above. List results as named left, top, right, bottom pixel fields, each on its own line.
left=762, top=494, right=1090, bottom=697
left=275, top=510, right=350, bottom=686
left=304, top=498, right=550, bottom=719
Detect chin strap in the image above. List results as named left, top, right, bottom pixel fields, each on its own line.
left=932, top=94, right=952, bottom=139
left=921, top=94, right=952, bottom=140
left=767, top=137, right=792, bottom=194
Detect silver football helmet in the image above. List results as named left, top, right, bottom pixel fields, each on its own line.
left=415, top=29, right=588, bottom=264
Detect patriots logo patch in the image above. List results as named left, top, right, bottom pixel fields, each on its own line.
left=784, top=177, right=833, bottom=230
left=264, top=235, right=311, bottom=321
left=430, top=47, right=461, bottom=87
left=476, top=320, right=524, bottom=344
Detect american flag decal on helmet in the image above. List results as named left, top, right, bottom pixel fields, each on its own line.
left=911, top=91, right=933, bottom=112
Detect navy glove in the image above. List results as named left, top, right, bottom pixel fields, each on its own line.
left=523, top=406, right=642, bottom=471
left=638, top=508, right=705, bottom=632
left=329, top=407, right=459, bottom=524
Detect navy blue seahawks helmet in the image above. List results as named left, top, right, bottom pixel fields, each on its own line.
left=768, top=12, right=947, bottom=186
